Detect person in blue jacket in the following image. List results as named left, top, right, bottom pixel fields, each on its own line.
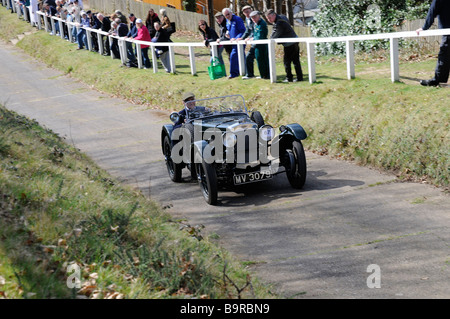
left=221, top=8, right=246, bottom=79
left=416, top=0, right=450, bottom=86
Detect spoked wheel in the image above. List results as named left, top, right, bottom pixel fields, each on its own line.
left=163, top=135, right=182, bottom=182
left=286, top=141, right=307, bottom=189
left=195, top=154, right=218, bottom=205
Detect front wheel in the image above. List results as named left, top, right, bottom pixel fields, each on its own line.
left=163, top=135, right=182, bottom=182
left=286, top=141, right=307, bottom=189
left=195, top=154, right=218, bottom=205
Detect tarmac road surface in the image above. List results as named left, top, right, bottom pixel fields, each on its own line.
left=1, top=41, right=449, bottom=298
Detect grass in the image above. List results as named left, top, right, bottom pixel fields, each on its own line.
left=0, top=105, right=274, bottom=299
left=1, top=8, right=446, bottom=187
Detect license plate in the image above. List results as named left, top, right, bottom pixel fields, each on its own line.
left=233, top=170, right=273, bottom=185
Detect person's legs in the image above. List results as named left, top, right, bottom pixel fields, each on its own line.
left=256, top=44, right=270, bottom=79
left=76, top=28, right=85, bottom=49
left=244, top=46, right=255, bottom=78
left=160, top=50, right=171, bottom=73
left=229, top=45, right=239, bottom=78
left=291, top=43, right=303, bottom=81
left=141, top=47, right=151, bottom=69
left=435, top=35, right=450, bottom=83
left=283, top=45, right=294, bottom=81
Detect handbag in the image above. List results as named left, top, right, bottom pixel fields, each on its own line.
left=208, top=58, right=226, bottom=80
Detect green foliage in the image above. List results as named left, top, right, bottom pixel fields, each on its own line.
left=183, top=0, right=197, bottom=12
left=311, top=0, right=433, bottom=55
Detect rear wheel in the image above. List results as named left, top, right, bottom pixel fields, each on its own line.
left=163, top=135, right=182, bottom=182
left=286, top=141, right=307, bottom=189
left=195, top=154, right=218, bottom=205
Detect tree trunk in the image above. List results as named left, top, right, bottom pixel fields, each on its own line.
left=286, top=0, right=294, bottom=25
left=275, top=0, right=282, bottom=14
left=208, top=0, right=214, bottom=29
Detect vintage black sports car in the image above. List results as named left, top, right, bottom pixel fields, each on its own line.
left=161, top=95, right=307, bottom=205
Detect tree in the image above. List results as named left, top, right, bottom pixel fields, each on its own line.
left=310, top=0, right=429, bottom=55
left=183, top=0, right=197, bottom=12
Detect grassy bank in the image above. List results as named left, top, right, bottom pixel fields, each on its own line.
left=0, top=104, right=273, bottom=299
left=0, top=7, right=448, bottom=189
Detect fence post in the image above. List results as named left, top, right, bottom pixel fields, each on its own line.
left=151, top=44, right=158, bottom=73
left=169, top=46, right=176, bottom=73
left=97, top=32, right=103, bottom=55
left=346, top=40, right=355, bottom=80
left=211, top=43, right=218, bottom=60
left=390, top=37, right=400, bottom=82
left=59, top=20, right=65, bottom=40
left=36, top=12, right=42, bottom=30
left=109, top=36, right=114, bottom=59
left=50, top=16, right=56, bottom=35
left=307, top=41, right=316, bottom=83
left=237, top=43, right=245, bottom=76
left=136, top=43, right=143, bottom=69
left=189, top=46, right=196, bottom=76
left=119, top=39, right=126, bottom=64
left=43, top=14, right=49, bottom=32
left=268, top=39, right=276, bottom=83
left=86, top=29, right=93, bottom=51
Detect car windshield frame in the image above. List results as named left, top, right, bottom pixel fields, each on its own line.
left=184, top=95, right=248, bottom=121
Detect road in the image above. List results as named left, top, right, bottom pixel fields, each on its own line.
left=1, top=40, right=449, bottom=298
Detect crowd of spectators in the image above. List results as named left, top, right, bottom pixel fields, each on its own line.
left=7, top=1, right=305, bottom=82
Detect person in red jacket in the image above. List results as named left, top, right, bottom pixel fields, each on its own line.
left=135, top=18, right=152, bottom=69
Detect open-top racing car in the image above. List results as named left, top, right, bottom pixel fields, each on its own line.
left=161, top=95, right=307, bottom=205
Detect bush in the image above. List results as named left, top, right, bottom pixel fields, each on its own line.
left=311, top=0, right=432, bottom=55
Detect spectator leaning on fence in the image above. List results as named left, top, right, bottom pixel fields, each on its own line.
left=199, top=19, right=224, bottom=66
left=152, top=21, right=172, bottom=73
left=221, top=7, right=246, bottom=79
left=125, top=13, right=138, bottom=68
left=265, top=9, right=303, bottom=83
left=134, top=18, right=152, bottom=69
left=214, top=12, right=230, bottom=60
left=249, top=11, right=270, bottom=80
left=237, top=5, right=255, bottom=80
left=76, top=10, right=89, bottom=50
left=416, top=0, right=450, bottom=87
left=97, top=13, right=112, bottom=56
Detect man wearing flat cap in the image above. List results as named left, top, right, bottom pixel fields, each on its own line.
left=174, top=93, right=206, bottom=128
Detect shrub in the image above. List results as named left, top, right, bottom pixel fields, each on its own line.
left=311, top=0, right=432, bottom=55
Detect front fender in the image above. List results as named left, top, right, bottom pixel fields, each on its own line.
left=161, top=124, right=174, bottom=153
left=281, top=123, right=307, bottom=141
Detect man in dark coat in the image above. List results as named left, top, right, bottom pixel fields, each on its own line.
left=215, top=12, right=232, bottom=56
left=416, top=0, right=450, bottom=86
left=265, top=9, right=303, bottom=82
left=97, top=13, right=111, bottom=56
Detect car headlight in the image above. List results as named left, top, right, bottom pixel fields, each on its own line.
left=169, top=112, right=180, bottom=124
left=259, top=125, right=275, bottom=141
left=223, top=132, right=237, bottom=148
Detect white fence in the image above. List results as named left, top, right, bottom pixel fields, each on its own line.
left=6, top=1, right=450, bottom=84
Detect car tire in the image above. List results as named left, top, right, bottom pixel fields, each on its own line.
left=163, top=135, right=182, bottom=182
left=195, top=154, right=218, bottom=205
left=251, top=111, right=265, bottom=128
left=286, top=141, right=307, bottom=189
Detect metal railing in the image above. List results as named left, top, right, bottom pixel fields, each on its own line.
left=6, top=2, right=450, bottom=84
